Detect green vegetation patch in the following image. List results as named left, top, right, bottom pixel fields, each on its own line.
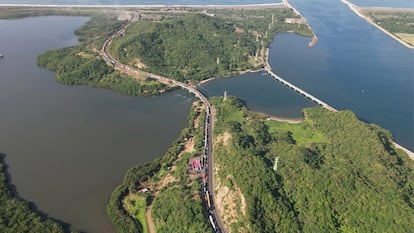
left=367, top=10, right=414, bottom=34
left=152, top=185, right=209, bottom=233
left=212, top=96, right=414, bottom=233
left=150, top=103, right=210, bottom=232
left=265, top=120, right=328, bottom=146
left=365, top=9, right=414, bottom=45
left=209, top=7, right=313, bottom=45
left=107, top=161, right=161, bottom=233
left=37, top=16, right=168, bottom=97
left=109, top=13, right=259, bottom=81
left=124, top=195, right=149, bottom=233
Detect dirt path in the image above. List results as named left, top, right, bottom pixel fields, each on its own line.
left=142, top=111, right=200, bottom=233
left=145, top=204, right=156, bottom=233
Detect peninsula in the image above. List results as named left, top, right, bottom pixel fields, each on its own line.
left=342, top=0, right=414, bottom=49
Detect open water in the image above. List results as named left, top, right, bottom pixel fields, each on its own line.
left=0, top=16, right=193, bottom=233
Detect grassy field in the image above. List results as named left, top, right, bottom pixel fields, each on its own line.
left=124, top=194, right=149, bottom=233
left=265, top=120, right=328, bottom=146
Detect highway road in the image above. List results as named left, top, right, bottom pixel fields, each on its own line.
left=100, top=11, right=226, bottom=233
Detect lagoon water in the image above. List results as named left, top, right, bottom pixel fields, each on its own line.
left=0, top=16, right=193, bottom=233
left=199, top=72, right=316, bottom=119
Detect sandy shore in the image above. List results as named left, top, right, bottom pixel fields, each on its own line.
left=255, top=111, right=304, bottom=124
left=265, top=115, right=303, bottom=124
left=393, top=143, right=414, bottom=161
left=341, top=0, right=414, bottom=49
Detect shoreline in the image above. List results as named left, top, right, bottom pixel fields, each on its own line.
left=283, top=0, right=319, bottom=47
left=196, top=68, right=264, bottom=87
left=260, top=112, right=304, bottom=124
left=0, top=3, right=284, bottom=9
left=341, top=0, right=414, bottom=49
left=394, top=143, right=414, bottom=161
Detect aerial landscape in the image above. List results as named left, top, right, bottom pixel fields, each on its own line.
left=0, top=0, right=413, bottom=233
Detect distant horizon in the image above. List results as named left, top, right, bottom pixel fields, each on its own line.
left=0, top=0, right=411, bottom=8
left=0, top=0, right=281, bottom=6
left=0, top=2, right=284, bottom=8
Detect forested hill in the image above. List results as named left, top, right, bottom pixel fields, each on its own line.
left=109, top=13, right=258, bottom=81
left=211, top=96, right=414, bottom=233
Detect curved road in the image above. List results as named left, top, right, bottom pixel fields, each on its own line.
left=100, top=12, right=226, bottom=233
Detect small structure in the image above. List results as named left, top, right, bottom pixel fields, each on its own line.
left=273, top=157, right=280, bottom=171
left=190, top=157, right=202, bottom=171
left=138, top=187, right=149, bottom=193
left=285, top=18, right=305, bottom=24
left=0, top=54, right=3, bottom=58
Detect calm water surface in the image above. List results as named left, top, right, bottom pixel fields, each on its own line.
left=0, top=16, right=193, bottom=233
left=199, top=72, right=316, bottom=119
left=200, top=0, right=413, bottom=150
left=273, top=0, right=413, bottom=149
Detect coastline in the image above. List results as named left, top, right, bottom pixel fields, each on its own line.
left=394, top=143, right=414, bottom=161
left=341, top=0, right=414, bottom=49
left=0, top=3, right=284, bottom=9
left=283, top=0, right=319, bottom=47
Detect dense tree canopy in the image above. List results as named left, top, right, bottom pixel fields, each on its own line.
left=109, top=14, right=258, bottom=81
left=211, top=96, right=414, bottom=233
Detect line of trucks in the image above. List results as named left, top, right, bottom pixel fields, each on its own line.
left=201, top=106, right=221, bottom=233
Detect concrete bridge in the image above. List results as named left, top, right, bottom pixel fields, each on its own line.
left=264, top=49, right=337, bottom=112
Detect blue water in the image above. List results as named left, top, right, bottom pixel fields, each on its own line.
left=274, top=0, right=413, bottom=149
left=199, top=72, right=316, bottom=119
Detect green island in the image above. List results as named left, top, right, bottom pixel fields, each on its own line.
left=1, top=4, right=413, bottom=233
